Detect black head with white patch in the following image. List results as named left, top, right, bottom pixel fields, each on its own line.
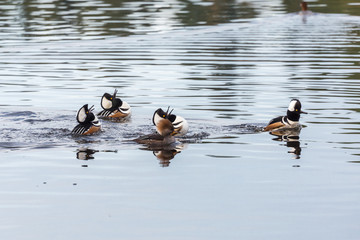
left=100, top=89, right=123, bottom=111
left=76, top=104, right=96, bottom=124
left=152, top=106, right=176, bottom=126
left=287, top=99, right=307, bottom=121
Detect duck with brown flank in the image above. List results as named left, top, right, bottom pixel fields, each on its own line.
left=72, top=104, right=101, bottom=135
left=98, top=89, right=131, bottom=119
left=134, top=118, right=179, bottom=147
left=264, top=99, right=307, bottom=132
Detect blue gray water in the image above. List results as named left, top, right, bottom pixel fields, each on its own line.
left=1, top=1, right=360, bottom=239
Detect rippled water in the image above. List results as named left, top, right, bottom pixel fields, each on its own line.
left=1, top=1, right=360, bottom=239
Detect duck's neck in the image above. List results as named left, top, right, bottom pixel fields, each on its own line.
left=287, top=110, right=300, bottom=122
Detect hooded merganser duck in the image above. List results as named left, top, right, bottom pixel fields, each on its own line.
left=152, top=107, right=189, bottom=136
left=264, top=99, right=307, bottom=132
left=97, top=89, right=131, bottom=118
left=134, top=118, right=178, bottom=147
left=72, top=104, right=101, bottom=135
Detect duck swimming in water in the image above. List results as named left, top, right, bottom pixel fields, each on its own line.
left=134, top=118, right=178, bottom=147
left=264, top=99, right=307, bottom=132
left=152, top=107, right=189, bottom=136
left=72, top=104, right=101, bottom=135
left=98, top=89, right=131, bottom=118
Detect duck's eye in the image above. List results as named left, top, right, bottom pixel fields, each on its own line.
left=163, top=115, right=166, bottom=118
left=295, top=109, right=298, bottom=111
left=86, top=111, right=89, bottom=114
left=110, top=97, right=113, bottom=100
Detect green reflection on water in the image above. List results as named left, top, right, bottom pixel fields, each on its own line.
left=1, top=0, right=359, bottom=39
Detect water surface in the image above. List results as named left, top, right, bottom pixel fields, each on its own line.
left=1, top=1, right=360, bottom=239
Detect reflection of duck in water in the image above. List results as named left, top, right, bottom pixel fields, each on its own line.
left=72, top=104, right=101, bottom=135
left=153, top=149, right=178, bottom=167
left=151, top=144, right=186, bottom=167
left=264, top=99, right=307, bottom=133
left=75, top=148, right=117, bottom=163
left=270, top=129, right=302, bottom=159
left=98, top=89, right=131, bottom=119
left=153, top=107, right=189, bottom=136
left=153, top=149, right=182, bottom=167
left=76, top=148, right=97, bottom=160
left=134, top=118, right=179, bottom=147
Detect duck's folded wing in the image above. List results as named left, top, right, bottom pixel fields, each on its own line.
left=72, top=124, right=89, bottom=135
left=264, top=116, right=285, bottom=131
left=97, top=109, right=112, bottom=117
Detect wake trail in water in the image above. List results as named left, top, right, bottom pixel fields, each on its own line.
left=0, top=111, right=265, bottom=151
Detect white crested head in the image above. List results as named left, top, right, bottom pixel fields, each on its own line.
left=76, top=105, right=88, bottom=123
left=153, top=112, right=162, bottom=126
left=101, top=94, right=113, bottom=110
left=288, top=99, right=299, bottom=112
left=152, top=108, right=167, bottom=126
